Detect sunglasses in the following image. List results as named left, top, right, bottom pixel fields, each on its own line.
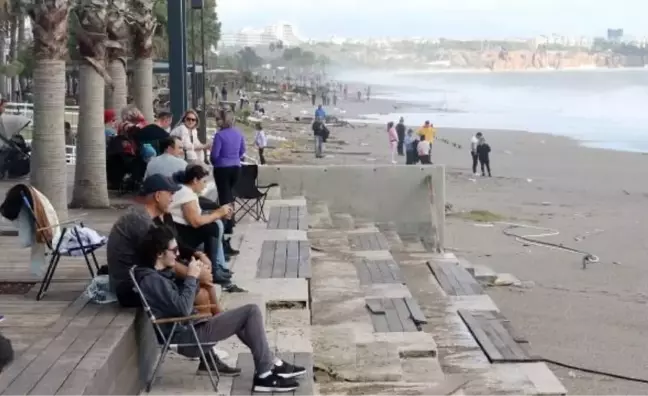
left=185, top=117, right=197, bottom=122
left=167, top=246, right=179, bottom=255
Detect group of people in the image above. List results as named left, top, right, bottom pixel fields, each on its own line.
left=104, top=107, right=309, bottom=391
left=387, top=118, right=437, bottom=165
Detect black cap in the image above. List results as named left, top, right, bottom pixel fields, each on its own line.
left=138, top=174, right=181, bottom=196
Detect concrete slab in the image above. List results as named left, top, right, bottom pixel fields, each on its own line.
left=349, top=250, right=393, bottom=260
left=346, top=226, right=381, bottom=234
left=400, top=240, right=427, bottom=252
left=275, top=327, right=313, bottom=353
left=411, top=252, right=457, bottom=260
left=360, top=283, right=412, bottom=299
left=514, top=362, right=568, bottom=395
left=235, top=278, right=309, bottom=304
left=264, top=197, right=307, bottom=207
left=493, top=273, right=522, bottom=287
left=450, top=295, right=500, bottom=312
left=401, top=357, right=445, bottom=383
left=355, top=331, right=438, bottom=358
left=307, top=201, right=333, bottom=229
left=331, top=213, right=355, bottom=230
left=267, top=308, right=311, bottom=328
left=472, top=264, right=498, bottom=284
left=220, top=292, right=267, bottom=323
left=316, top=381, right=454, bottom=396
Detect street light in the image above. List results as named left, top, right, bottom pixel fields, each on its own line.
left=190, top=0, right=207, bottom=142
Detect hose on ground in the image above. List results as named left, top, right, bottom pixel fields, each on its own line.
left=540, top=357, right=648, bottom=384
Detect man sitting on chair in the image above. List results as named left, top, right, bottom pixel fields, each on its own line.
left=135, top=226, right=305, bottom=392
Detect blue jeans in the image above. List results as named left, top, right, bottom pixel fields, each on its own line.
left=205, top=220, right=227, bottom=271
left=314, top=135, right=323, bottom=157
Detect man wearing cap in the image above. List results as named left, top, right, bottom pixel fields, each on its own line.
left=107, top=174, right=220, bottom=308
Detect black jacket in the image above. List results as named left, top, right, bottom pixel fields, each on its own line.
left=396, top=122, right=406, bottom=136
left=476, top=143, right=491, bottom=161
left=312, top=121, right=330, bottom=141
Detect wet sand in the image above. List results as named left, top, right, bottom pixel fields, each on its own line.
left=253, top=94, right=648, bottom=394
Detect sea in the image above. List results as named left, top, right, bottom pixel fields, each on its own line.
left=335, top=68, right=648, bottom=153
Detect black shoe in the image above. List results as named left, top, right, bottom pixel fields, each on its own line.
left=253, top=373, right=299, bottom=393
left=223, top=240, right=240, bottom=256
left=223, top=284, right=247, bottom=293
left=197, top=355, right=242, bottom=377
left=273, top=361, right=306, bottom=379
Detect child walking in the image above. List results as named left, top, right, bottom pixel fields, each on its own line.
left=254, top=122, right=268, bottom=165
left=476, top=136, right=491, bottom=177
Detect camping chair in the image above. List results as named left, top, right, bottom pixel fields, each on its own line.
left=19, top=192, right=105, bottom=301
left=233, top=164, right=278, bottom=223
left=128, top=266, right=220, bottom=392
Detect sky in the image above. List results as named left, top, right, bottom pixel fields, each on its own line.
left=217, top=0, right=643, bottom=39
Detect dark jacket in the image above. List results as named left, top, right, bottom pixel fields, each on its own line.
left=312, top=121, right=330, bottom=141
left=476, top=143, right=491, bottom=161
left=395, top=122, right=406, bottom=137
left=134, top=266, right=200, bottom=339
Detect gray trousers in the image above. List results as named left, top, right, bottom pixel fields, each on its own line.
left=178, top=304, right=274, bottom=373
left=314, top=135, right=323, bottom=157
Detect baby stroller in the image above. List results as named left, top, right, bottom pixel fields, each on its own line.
left=0, top=114, right=31, bottom=180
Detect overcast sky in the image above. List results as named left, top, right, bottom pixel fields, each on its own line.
left=217, top=0, right=641, bottom=39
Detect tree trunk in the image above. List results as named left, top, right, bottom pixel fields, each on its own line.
left=70, top=64, right=109, bottom=208
left=0, top=26, right=6, bottom=98
left=17, top=15, right=26, bottom=94
left=31, top=60, right=68, bottom=218
left=132, top=57, right=153, bottom=120
left=105, top=59, right=127, bottom=111
left=8, top=16, right=16, bottom=100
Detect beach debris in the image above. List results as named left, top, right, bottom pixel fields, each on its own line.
left=622, top=189, right=630, bottom=195
left=504, top=150, right=512, bottom=155
left=360, top=142, right=369, bottom=146
left=568, top=371, right=577, bottom=379
left=540, top=140, right=546, bottom=144
left=474, top=223, right=494, bottom=228
left=469, top=178, right=477, bottom=182
left=365, top=157, right=376, bottom=162
left=492, top=273, right=521, bottom=287
left=541, top=201, right=552, bottom=206
left=526, top=178, right=533, bottom=183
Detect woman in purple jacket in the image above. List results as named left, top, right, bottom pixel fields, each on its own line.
left=211, top=110, right=246, bottom=252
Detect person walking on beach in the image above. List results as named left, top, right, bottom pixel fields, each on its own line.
left=470, top=132, right=483, bottom=176
left=311, top=91, right=316, bottom=106
left=221, top=85, right=228, bottom=102
left=476, top=136, right=492, bottom=177
left=312, top=117, right=329, bottom=159
left=417, top=121, right=436, bottom=163
left=366, top=86, right=371, bottom=101
left=343, top=85, right=348, bottom=99
left=387, top=121, right=398, bottom=164
left=417, top=135, right=431, bottom=164
left=404, top=129, right=418, bottom=165
left=396, top=117, right=406, bottom=156
left=254, top=122, right=268, bottom=165
left=333, top=92, right=338, bottom=106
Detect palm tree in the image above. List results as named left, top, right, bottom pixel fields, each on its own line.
left=105, top=0, right=128, bottom=111
left=27, top=0, right=70, bottom=218
left=127, top=0, right=156, bottom=121
left=69, top=0, right=110, bottom=208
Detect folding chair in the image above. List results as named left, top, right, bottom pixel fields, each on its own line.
left=19, top=192, right=105, bottom=301
left=233, top=164, right=278, bottom=223
left=128, top=267, right=220, bottom=392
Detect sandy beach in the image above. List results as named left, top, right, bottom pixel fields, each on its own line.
left=250, top=92, right=648, bottom=394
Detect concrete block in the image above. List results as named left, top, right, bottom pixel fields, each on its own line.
left=355, top=331, right=438, bottom=358
left=400, top=240, right=427, bottom=252
left=312, top=295, right=373, bottom=328
left=401, top=357, right=445, bottom=383
left=312, top=324, right=357, bottom=376
left=472, top=264, right=498, bottom=284
left=236, top=278, right=309, bottom=304
left=493, top=273, right=522, bottom=287
left=349, top=250, right=393, bottom=260
left=360, top=283, right=412, bottom=299
left=354, top=342, right=403, bottom=381
left=220, top=292, right=267, bottom=323
left=450, top=295, right=499, bottom=312
left=307, top=201, right=333, bottom=229
left=411, top=252, right=457, bottom=261
left=275, top=327, right=313, bottom=353
left=331, top=213, right=355, bottom=230
left=514, top=362, right=568, bottom=395
left=267, top=308, right=311, bottom=328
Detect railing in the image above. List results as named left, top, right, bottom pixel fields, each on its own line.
left=4, top=101, right=80, bottom=131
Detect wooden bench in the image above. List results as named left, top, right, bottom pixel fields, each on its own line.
left=365, top=298, right=427, bottom=332
left=0, top=294, right=155, bottom=395
left=230, top=352, right=314, bottom=395
left=427, top=261, right=484, bottom=296
left=355, top=259, right=404, bottom=285
left=458, top=310, right=539, bottom=363
left=348, top=232, right=390, bottom=251
left=267, top=206, right=308, bottom=230
left=257, top=240, right=311, bottom=279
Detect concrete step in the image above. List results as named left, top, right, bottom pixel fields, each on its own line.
left=331, top=213, right=355, bottom=230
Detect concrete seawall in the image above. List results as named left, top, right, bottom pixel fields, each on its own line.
left=258, top=164, right=446, bottom=250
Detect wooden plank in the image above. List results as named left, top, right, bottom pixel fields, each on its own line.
left=377, top=260, right=396, bottom=282
left=285, top=241, right=300, bottom=278
left=369, top=312, right=390, bottom=333
left=366, top=261, right=383, bottom=283
left=404, top=297, right=428, bottom=325
left=287, top=218, right=299, bottom=230
left=487, top=317, right=531, bottom=361
left=438, top=263, right=465, bottom=295
left=297, top=241, right=311, bottom=279
left=449, top=264, right=484, bottom=295
left=257, top=241, right=276, bottom=278
left=297, top=207, right=307, bottom=230
left=288, top=206, right=299, bottom=220
left=365, top=298, right=385, bottom=314
left=267, top=207, right=280, bottom=229
left=387, top=261, right=404, bottom=283
left=230, top=353, right=255, bottom=395
left=271, top=241, right=288, bottom=278
left=427, top=262, right=458, bottom=295
left=355, top=262, right=372, bottom=285
left=392, top=298, right=418, bottom=332
left=277, top=206, right=288, bottom=230
left=293, top=353, right=314, bottom=396
left=457, top=310, right=504, bottom=362
left=381, top=298, right=404, bottom=332
left=490, top=311, right=529, bottom=343
left=376, top=233, right=390, bottom=250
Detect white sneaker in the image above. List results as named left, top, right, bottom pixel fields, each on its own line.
left=391, top=160, right=397, bottom=164
left=474, top=173, right=480, bottom=176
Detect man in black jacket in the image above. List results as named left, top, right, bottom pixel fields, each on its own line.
left=135, top=226, right=305, bottom=392
left=396, top=117, right=406, bottom=156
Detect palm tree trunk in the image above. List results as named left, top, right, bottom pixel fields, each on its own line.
left=8, top=15, right=16, bottom=100
left=0, top=25, right=6, bottom=97
left=17, top=15, right=26, bottom=94
left=31, top=60, right=68, bottom=218
left=105, top=0, right=128, bottom=111
left=128, top=0, right=156, bottom=121
left=29, top=0, right=71, bottom=219
left=70, top=0, right=110, bottom=208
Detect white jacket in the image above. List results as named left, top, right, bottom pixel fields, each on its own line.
left=171, top=124, right=207, bottom=162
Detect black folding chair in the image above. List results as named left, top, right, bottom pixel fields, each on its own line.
left=128, top=267, right=220, bottom=392
left=233, top=164, right=278, bottom=223
left=19, top=192, right=105, bottom=301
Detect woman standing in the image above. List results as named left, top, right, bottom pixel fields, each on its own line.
left=211, top=109, right=246, bottom=254
left=387, top=121, right=398, bottom=164
left=171, top=109, right=210, bottom=164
